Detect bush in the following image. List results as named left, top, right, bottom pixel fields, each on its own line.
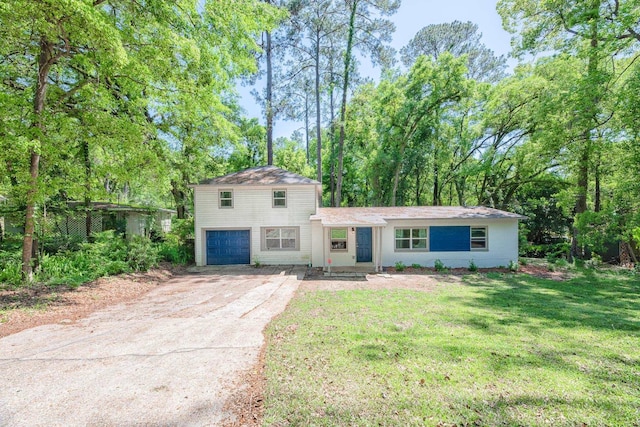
left=411, top=263, right=421, bottom=269
left=395, top=261, right=406, bottom=272
left=41, top=234, right=84, bottom=254
left=521, top=242, right=570, bottom=259
left=434, top=259, right=447, bottom=272
left=157, top=233, right=193, bottom=264
left=127, top=235, right=158, bottom=271
left=156, top=218, right=194, bottom=265
left=468, top=260, right=478, bottom=272
left=0, top=250, right=22, bottom=288
left=509, top=260, right=519, bottom=272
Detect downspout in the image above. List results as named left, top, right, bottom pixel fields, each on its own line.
left=322, top=224, right=327, bottom=271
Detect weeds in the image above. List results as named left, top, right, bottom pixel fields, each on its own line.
left=434, top=258, right=447, bottom=272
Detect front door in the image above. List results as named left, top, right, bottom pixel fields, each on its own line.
left=356, top=227, right=373, bottom=263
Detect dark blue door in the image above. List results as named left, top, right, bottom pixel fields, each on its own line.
left=429, top=226, right=470, bottom=252
left=206, top=230, right=250, bottom=265
left=356, top=227, right=373, bottom=263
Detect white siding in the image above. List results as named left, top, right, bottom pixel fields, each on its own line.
left=380, top=219, right=519, bottom=268
left=311, top=218, right=519, bottom=269
left=194, top=184, right=317, bottom=266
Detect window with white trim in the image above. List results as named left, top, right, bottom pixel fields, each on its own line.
left=471, top=227, right=487, bottom=250
left=395, top=228, right=428, bottom=251
left=219, top=190, right=233, bottom=208
left=273, top=190, right=287, bottom=208
left=263, top=227, right=298, bottom=250
left=330, top=228, right=348, bottom=251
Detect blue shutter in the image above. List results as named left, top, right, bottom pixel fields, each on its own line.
left=429, top=226, right=470, bottom=252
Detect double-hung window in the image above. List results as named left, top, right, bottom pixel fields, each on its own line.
left=273, top=190, right=287, bottom=208
left=219, top=190, right=233, bottom=208
left=263, top=227, right=298, bottom=250
left=471, top=227, right=488, bottom=250
left=395, top=228, right=428, bottom=251
left=330, top=228, right=348, bottom=251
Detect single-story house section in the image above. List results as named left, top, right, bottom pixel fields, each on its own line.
left=191, top=166, right=525, bottom=270
left=55, top=202, right=175, bottom=240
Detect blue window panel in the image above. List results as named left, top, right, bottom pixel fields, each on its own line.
left=429, top=226, right=470, bottom=252
left=206, top=230, right=250, bottom=265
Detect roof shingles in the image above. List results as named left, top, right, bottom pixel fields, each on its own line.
left=310, top=206, right=526, bottom=226
left=198, top=166, right=319, bottom=186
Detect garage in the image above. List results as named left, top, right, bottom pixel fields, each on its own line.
left=206, top=230, right=251, bottom=265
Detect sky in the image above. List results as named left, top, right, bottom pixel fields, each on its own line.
left=240, top=0, right=515, bottom=139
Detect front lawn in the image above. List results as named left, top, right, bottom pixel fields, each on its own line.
left=263, top=269, right=640, bottom=426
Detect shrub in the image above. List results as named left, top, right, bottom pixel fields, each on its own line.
left=395, top=261, right=405, bottom=272
left=468, top=260, right=478, bottom=272
left=157, top=238, right=192, bottom=264
left=434, top=259, right=447, bottom=272
left=127, top=236, right=158, bottom=271
left=521, top=242, right=570, bottom=259
left=0, top=250, right=22, bottom=288
left=156, top=218, right=194, bottom=265
left=509, top=260, right=519, bottom=272
left=519, top=257, right=528, bottom=266
left=411, top=263, right=421, bottom=269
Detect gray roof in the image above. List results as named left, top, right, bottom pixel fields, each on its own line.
left=66, top=201, right=176, bottom=214
left=310, top=206, right=526, bottom=226
left=198, top=166, right=319, bottom=186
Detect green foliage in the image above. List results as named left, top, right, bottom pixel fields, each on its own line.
left=411, top=263, right=421, bottom=269
left=575, top=210, right=621, bottom=254
left=126, top=236, right=158, bottom=271
left=521, top=242, right=570, bottom=259
left=468, top=259, right=478, bottom=272
left=434, top=259, right=447, bottom=272
left=508, top=260, right=519, bottom=272
left=157, top=217, right=194, bottom=265
left=0, top=250, right=22, bottom=288
left=0, top=231, right=164, bottom=288
left=394, top=261, right=405, bottom=272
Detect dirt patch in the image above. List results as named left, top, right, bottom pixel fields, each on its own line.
left=0, top=264, right=185, bottom=338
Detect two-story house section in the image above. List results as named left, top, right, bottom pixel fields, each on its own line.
left=191, top=166, right=320, bottom=266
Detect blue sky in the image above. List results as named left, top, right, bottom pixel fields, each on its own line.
left=240, top=0, right=514, bottom=139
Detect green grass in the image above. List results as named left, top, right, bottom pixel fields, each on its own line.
left=263, top=269, right=640, bottom=426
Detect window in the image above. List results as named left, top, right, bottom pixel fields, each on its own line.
left=262, top=227, right=298, bottom=251
left=395, top=228, right=428, bottom=251
left=273, top=190, right=287, bottom=208
left=330, top=228, right=348, bottom=251
left=471, top=227, right=487, bottom=250
left=219, top=190, right=233, bottom=208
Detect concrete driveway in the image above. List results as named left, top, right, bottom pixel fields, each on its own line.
left=0, top=266, right=304, bottom=426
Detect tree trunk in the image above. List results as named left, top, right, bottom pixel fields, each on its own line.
left=171, top=180, right=187, bottom=219
left=265, top=28, right=274, bottom=166
left=315, top=30, right=322, bottom=198
left=22, top=37, right=54, bottom=280
left=83, top=140, right=93, bottom=241
left=329, top=76, right=337, bottom=207
left=335, top=0, right=358, bottom=207
left=594, top=154, right=601, bottom=212
left=305, top=89, right=310, bottom=165
left=571, top=4, right=600, bottom=259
